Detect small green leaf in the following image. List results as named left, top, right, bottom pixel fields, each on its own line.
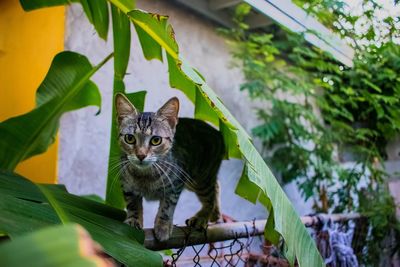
left=112, top=4, right=131, bottom=78
left=19, top=0, right=75, bottom=11
left=84, top=0, right=110, bottom=40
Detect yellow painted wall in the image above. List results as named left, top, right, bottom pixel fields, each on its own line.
left=0, top=0, right=65, bottom=183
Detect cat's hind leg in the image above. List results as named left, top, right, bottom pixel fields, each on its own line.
left=186, top=180, right=221, bottom=229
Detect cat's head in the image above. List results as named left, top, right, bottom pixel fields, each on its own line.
left=115, top=93, right=179, bottom=170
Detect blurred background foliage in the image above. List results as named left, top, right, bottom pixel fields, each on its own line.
left=220, top=0, right=400, bottom=265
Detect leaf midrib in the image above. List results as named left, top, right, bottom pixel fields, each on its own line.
left=8, top=54, right=112, bottom=170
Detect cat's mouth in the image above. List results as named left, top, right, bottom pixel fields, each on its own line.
left=129, top=160, right=152, bottom=168
left=137, top=160, right=152, bottom=167
left=127, top=157, right=155, bottom=168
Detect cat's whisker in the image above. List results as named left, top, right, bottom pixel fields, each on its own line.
left=162, top=160, right=195, bottom=183
left=154, top=162, right=176, bottom=191
left=108, top=161, right=125, bottom=172
left=157, top=161, right=196, bottom=188
left=108, top=159, right=130, bottom=175
left=152, top=164, right=166, bottom=198
left=157, top=159, right=188, bottom=177
left=108, top=160, right=131, bottom=195
left=108, top=156, right=127, bottom=166
left=158, top=160, right=196, bottom=186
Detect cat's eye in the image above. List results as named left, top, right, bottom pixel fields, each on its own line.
left=150, top=136, right=162, bottom=146
left=124, top=134, right=136, bottom=144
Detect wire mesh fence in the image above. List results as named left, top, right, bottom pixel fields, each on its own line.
left=163, top=221, right=259, bottom=267
left=142, top=213, right=369, bottom=267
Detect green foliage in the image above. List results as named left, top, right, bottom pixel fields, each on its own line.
left=358, top=186, right=400, bottom=266
left=81, top=0, right=109, bottom=40
left=106, top=2, right=133, bottom=209
left=293, top=0, right=400, bottom=49
left=106, top=91, right=146, bottom=208
left=221, top=1, right=400, bottom=265
left=0, top=52, right=107, bottom=171
left=222, top=1, right=400, bottom=212
left=0, top=171, right=162, bottom=266
left=0, top=224, right=103, bottom=267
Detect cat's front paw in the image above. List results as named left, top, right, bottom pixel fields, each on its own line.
left=185, top=216, right=208, bottom=229
left=154, top=220, right=173, bottom=242
left=124, top=217, right=142, bottom=229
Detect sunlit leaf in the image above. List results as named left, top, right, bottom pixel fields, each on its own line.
left=0, top=224, right=107, bottom=267
left=0, top=52, right=109, bottom=171
left=104, top=2, right=134, bottom=209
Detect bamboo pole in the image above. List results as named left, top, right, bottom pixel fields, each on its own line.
left=144, top=213, right=362, bottom=250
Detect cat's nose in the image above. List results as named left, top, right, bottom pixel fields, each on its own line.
left=137, top=154, right=146, bottom=161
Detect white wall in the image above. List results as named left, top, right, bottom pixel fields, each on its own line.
left=60, top=0, right=300, bottom=227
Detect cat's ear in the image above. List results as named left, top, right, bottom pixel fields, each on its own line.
left=157, top=97, right=179, bottom=128
left=115, top=93, right=138, bottom=124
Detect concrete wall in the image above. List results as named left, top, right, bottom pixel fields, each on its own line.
left=60, top=0, right=288, bottom=227
left=60, top=0, right=400, bottom=230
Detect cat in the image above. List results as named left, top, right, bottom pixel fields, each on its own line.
left=115, top=93, right=225, bottom=241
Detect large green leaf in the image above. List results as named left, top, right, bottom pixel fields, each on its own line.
left=104, top=1, right=134, bottom=209
left=0, top=224, right=106, bottom=267
left=106, top=90, right=146, bottom=208
left=0, top=52, right=109, bottom=171
left=0, top=171, right=162, bottom=267
left=109, top=5, right=324, bottom=266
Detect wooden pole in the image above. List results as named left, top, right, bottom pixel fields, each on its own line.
left=144, top=213, right=361, bottom=250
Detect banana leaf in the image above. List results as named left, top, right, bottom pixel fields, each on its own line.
left=0, top=224, right=111, bottom=267
left=0, top=171, right=162, bottom=267
left=106, top=90, right=146, bottom=208
left=105, top=2, right=133, bottom=209
left=0, top=51, right=109, bottom=171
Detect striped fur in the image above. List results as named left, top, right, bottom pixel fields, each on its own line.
left=115, top=94, right=225, bottom=241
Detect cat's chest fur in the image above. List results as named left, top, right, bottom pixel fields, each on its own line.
left=121, top=164, right=183, bottom=201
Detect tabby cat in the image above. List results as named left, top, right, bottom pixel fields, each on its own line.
left=115, top=93, right=225, bottom=241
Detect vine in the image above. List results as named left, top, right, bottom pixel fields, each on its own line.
left=221, top=1, right=400, bottom=265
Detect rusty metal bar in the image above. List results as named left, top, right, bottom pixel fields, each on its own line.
left=144, top=213, right=362, bottom=250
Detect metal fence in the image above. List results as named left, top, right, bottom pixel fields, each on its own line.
left=143, top=213, right=363, bottom=267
